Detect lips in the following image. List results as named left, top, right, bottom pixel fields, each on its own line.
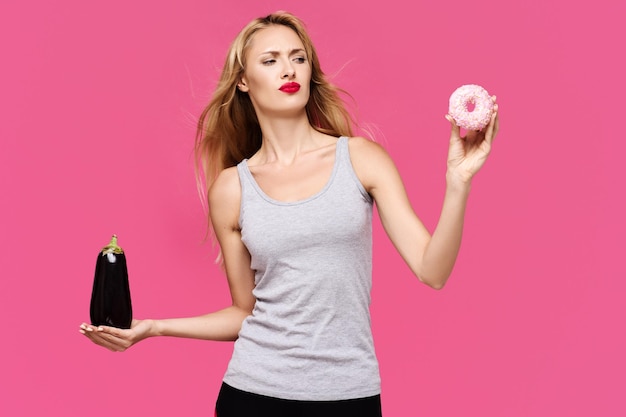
left=279, top=82, right=300, bottom=93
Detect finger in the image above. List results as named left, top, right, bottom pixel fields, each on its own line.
left=445, top=114, right=461, bottom=142
left=97, top=325, right=120, bottom=336
left=95, top=326, right=135, bottom=349
left=78, top=323, right=126, bottom=349
left=80, top=323, right=98, bottom=333
left=93, top=327, right=126, bottom=343
left=492, top=106, right=500, bottom=136
left=80, top=327, right=117, bottom=350
left=90, top=334, right=125, bottom=352
left=484, top=106, right=499, bottom=146
left=82, top=329, right=129, bottom=352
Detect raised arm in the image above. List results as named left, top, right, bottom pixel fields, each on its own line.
left=350, top=103, right=499, bottom=289
left=79, top=167, right=256, bottom=351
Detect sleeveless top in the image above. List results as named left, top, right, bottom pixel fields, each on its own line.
left=222, top=137, right=380, bottom=401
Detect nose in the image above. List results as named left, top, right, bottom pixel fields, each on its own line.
left=282, top=61, right=295, bottom=79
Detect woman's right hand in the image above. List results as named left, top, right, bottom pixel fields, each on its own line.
left=79, top=319, right=153, bottom=352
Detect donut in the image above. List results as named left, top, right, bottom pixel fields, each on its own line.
left=448, top=84, right=494, bottom=131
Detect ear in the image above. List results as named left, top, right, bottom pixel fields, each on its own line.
left=237, top=78, right=249, bottom=93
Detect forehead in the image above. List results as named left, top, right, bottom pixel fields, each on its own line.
left=248, top=25, right=304, bottom=53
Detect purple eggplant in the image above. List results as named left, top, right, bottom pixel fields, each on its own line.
left=90, top=235, right=133, bottom=328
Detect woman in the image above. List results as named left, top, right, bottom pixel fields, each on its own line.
left=80, top=11, right=499, bottom=417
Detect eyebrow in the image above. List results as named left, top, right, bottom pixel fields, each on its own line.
left=259, top=48, right=306, bottom=57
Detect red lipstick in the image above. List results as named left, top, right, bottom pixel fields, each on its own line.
left=279, top=82, right=300, bottom=93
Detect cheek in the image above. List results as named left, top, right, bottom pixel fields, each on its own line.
left=243, top=82, right=266, bottom=103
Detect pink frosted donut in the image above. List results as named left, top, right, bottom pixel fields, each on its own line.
left=448, top=84, right=494, bottom=131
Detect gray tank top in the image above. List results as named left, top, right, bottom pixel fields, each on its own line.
left=223, top=136, right=380, bottom=401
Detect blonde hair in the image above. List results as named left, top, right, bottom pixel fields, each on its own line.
left=194, top=12, right=356, bottom=215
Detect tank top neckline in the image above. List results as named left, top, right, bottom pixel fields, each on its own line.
left=240, top=136, right=347, bottom=206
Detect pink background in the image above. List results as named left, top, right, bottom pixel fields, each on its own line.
left=2, top=0, right=624, bottom=415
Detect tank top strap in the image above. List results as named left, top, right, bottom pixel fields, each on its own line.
left=236, top=159, right=252, bottom=190
left=336, top=136, right=372, bottom=202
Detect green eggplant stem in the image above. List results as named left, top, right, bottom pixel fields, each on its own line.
left=101, top=234, right=124, bottom=255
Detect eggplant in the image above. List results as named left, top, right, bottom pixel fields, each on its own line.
left=90, top=235, right=133, bottom=329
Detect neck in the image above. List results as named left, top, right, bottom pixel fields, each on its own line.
left=254, top=112, right=323, bottom=165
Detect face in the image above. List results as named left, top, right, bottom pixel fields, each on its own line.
left=238, top=25, right=311, bottom=118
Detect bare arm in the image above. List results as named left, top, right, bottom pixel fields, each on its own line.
left=80, top=167, right=256, bottom=351
left=350, top=102, right=499, bottom=289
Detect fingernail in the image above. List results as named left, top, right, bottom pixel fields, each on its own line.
left=97, top=327, right=104, bottom=332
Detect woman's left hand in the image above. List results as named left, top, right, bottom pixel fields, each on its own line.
left=445, top=97, right=499, bottom=185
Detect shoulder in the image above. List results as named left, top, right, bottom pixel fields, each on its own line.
left=347, top=136, right=398, bottom=193
left=347, top=136, right=391, bottom=162
left=208, top=166, right=241, bottom=229
left=209, top=166, right=240, bottom=203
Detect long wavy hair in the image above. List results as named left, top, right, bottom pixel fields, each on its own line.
left=194, top=12, right=356, bottom=216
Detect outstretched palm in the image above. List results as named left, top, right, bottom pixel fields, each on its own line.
left=80, top=318, right=151, bottom=352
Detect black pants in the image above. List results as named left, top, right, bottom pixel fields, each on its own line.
left=215, top=382, right=383, bottom=417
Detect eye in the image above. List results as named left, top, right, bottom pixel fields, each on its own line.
left=262, top=59, right=276, bottom=66
left=293, top=56, right=307, bottom=64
